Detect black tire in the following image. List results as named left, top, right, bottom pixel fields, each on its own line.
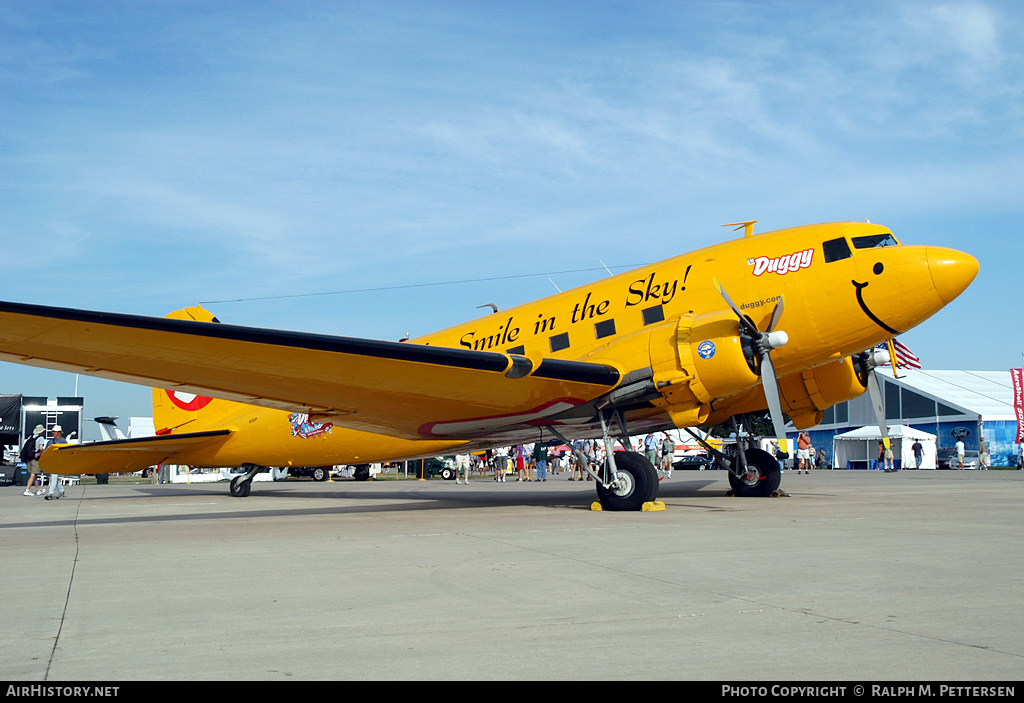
left=727, top=447, right=781, bottom=497
left=440, top=467, right=455, bottom=480
left=312, top=466, right=329, bottom=482
left=230, top=476, right=251, bottom=497
left=352, top=464, right=371, bottom=481
left=595, top=451, right=659, bottom=511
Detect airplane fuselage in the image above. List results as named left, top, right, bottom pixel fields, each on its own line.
left=153, top=221, right=977, bottom=470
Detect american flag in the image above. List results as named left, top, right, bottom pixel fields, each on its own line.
left=876, top=338, right=922, bottom=370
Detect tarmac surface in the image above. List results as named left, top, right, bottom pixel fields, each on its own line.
left=1, top=468, right=1022, bottom=681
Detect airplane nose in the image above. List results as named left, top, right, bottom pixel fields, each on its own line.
left=926, top=247, right=979, bottom=306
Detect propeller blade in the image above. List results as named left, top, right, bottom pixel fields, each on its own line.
left=865, top=370, right=891, bottom=450
left=713, top=279, right=759, bottom=337
left=766, top=296, right=785, bottom=333
left=759, top=351, right=790, bottom=455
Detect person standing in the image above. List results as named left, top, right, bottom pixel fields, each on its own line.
left=660, top=433, right=675, bottom=478
left=570, top=440, right=585, bottom=481
left=954, top=438, right=966, bottom=470
left=21, top=424, right=46, bottom=496
left=43, top=425, right=69, bottom=500
left=494, top=446, right=508, bottom=482
left=533, top=442, right=548, bottom=482
left=455, top=453, right=471, bottom=484
left=797, top=432, right=811, bottom=474
left=643, top=433, right=658, bottom=467
left=911, top=440, right=924, bottom=469
left=979, top=436, right=989, bottom=470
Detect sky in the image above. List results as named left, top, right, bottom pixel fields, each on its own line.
left=1, top=1, right=1022, bottom=438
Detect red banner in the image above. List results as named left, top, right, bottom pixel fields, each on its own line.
left=1012, top=369, right=1024, bottom=444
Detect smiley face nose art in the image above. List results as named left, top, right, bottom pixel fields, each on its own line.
left=852, top=261, right=901, bottom=335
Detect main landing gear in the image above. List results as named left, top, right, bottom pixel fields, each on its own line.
left=686, top=415, right=782, bottom=497
left=550, top=408, right=660, bottom=511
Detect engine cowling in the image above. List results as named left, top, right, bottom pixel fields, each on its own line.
left=776, top=356, right=867, bottom=429
left=643, top=311, right=761, bottom=427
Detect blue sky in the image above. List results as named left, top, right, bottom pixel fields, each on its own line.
left=2, top=1, right=1022, bottom=435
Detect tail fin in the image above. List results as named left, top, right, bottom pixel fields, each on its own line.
left=152, top=306, right=237, bottom=435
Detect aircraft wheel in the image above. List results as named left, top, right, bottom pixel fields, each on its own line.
left=230, top=476, right=251, bottom=497
left=441, top=467, right=455, bottom=480
left=595, top=451, right=658, bottom=511
left=312, top=466, right=329, bottom=482
left=728, top=447, right=781, bottom=497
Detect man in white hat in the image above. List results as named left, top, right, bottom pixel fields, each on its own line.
left=22, top=424, right=46, bottom=496
left=44, top=425, right=69, bottom=500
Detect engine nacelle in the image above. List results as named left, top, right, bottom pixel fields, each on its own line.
left=776, top=356, right=867, bottom=429
left=677, top=310, right=760, bottom=403
left=643, top=311, right=761, bottom=426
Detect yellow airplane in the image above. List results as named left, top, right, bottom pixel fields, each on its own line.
left=0, top=221, right=977, bottom=509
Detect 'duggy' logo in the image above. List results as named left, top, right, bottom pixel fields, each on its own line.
left=749, top=249, right=814, bottom=277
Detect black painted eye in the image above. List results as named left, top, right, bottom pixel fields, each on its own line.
left=873, top=262, right=884, bottom=275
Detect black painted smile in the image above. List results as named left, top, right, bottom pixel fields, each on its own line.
left=853, top=280, right=901, bottom=335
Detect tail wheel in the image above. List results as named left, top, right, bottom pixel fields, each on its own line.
left=728, top=447, right=781, bottom=497
left=229, top=476, right=251, bottom=497
left=595, top=451, right=659, bottom=511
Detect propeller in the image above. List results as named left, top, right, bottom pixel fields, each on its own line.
left=857, top=346, right=892, bottom=451
left=714, top=280, right=790, bottom=454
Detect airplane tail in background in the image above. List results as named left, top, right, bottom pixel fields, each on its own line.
left=152, top=306, right=237, bottom=435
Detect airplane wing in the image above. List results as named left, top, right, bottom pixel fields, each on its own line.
left=40, top=430, right=233, bottom=475
left=0, top=301, right=622, bottom=441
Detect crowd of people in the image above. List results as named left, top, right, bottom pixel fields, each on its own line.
left=450, top=433, right=682, bottom=484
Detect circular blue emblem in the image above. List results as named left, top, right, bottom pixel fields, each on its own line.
left=697, top=340, right=716, bottom=359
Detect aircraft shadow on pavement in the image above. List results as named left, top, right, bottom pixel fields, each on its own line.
left=2, top=478, right=724, bottom=529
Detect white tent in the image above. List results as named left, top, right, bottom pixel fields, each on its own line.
left=832, top=425, right=937, bottom=470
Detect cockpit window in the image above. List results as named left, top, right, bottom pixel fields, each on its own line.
left=822, top=237, right=852, bottom=263
left=851, top=233, right=899, bottom=249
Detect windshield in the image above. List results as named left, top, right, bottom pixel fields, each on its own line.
left=851, top=233, right=899, bottom=249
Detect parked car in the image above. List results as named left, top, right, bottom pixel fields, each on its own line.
left=287, top=465, right=337, bottom=481
left=672, top=453, right=714, bottom=471
left=936, top=448, right=980, bottom=470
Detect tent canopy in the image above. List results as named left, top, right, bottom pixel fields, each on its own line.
left=833, top=425, right=937, bottom=469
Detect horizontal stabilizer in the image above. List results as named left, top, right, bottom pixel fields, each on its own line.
left=40, top=430, right=233, bottom=476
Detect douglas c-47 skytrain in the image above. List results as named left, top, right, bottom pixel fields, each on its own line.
left=0, top=221, right=977, bottom=510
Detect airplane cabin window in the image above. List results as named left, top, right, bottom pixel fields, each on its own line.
left=595, top=319, right=616, bottom=339
left=549, top=332, right=570, bottom=353
left=822, top=238, right=852, bottom=263
left=506, top=345, right=525, bottom=356
left=851, top=233, right=899, bottom=249
left=641, top=305, right=664, bottom=326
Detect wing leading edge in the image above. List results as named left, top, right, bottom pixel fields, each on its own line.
left=0, top=301, right=622, bottom=440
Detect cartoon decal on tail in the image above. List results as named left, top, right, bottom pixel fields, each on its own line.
left=288, top=413, right=333, bottom=439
